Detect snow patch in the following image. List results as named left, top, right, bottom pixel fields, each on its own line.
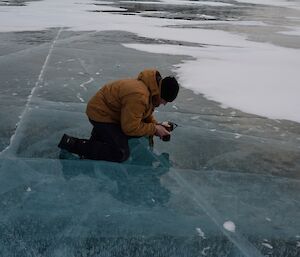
left=223, top=220, right=236, bottom=232
left=234, top=133, right=242, bottom=139
left=262, top=242, right=273, bottom=249
left=191, top=115, right=201, bottom=120
left=201, top=246, right=210, bottom=255
left=278, top=27, right=300, bottom=36
left=76, top=93, right=85, bottom=102
left=235, top=0, right=300, bottom=10
left=123, top=43, right=300, bottom=123
left=196, top=227, right=206, bottom=239
left=120, top=0, right=233, bottom=7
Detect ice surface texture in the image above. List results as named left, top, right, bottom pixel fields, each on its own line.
left=0, top=28, right=299, bottom=257
left=0, top=1, right=300, bottom=256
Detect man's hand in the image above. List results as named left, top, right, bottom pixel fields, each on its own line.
left=161, top=121, right=171, bottom=129
left=154, top=124, right=170, bottom=139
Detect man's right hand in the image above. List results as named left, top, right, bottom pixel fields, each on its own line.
left=154, top=124, right=170, bottom=139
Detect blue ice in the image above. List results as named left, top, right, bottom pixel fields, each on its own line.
left=0, top=27, right=299, bottom=257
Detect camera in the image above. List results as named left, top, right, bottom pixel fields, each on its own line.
left=161, top=121, right=177, bottom=141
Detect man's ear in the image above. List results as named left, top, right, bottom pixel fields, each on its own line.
left=155, top=71, right=162, bottom=87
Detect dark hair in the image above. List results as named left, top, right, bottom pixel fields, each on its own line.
left=160, top=76, right=179, bottom=102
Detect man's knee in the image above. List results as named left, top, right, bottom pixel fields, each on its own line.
left=117, top=148, right=130, bottom=162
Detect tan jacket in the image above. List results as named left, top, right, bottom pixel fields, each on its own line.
left=86, top=69, right=161, bottom=136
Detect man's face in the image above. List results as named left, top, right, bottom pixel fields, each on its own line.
left=160, top=98, right=167, bottom=106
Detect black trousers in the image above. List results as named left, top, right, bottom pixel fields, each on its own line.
left=75, top=120, right=130, bottom=162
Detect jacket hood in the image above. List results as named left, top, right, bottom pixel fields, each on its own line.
left=137, top=69, right=161, bottom=98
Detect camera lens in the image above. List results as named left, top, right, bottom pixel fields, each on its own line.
left=162, top=135, right=171, bottom=141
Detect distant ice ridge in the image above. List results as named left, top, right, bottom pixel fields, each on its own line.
left=0, top=0, right=299, bottom=123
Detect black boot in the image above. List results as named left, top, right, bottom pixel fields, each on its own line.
left=58, top=134, right=77, bottom=152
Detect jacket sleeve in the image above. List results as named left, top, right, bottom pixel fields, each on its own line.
left=144, top=114, right=157, bottom=124
left=120, top=94, right=156, bottom=137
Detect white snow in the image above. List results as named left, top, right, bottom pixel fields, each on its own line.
left=234, top=133, right=242, bottom=139
left=196, top=227, right=206, bottom=239
left=120, top=0, right=233, bottom=7
left=278, top=27, right=300, bottom=36
left=92, top=5, right=127, bottom=11
left=123, top=43, right=300, bottom=123
left=201, top=246, right=210, bottom=255
left=123, top=0, right=300, bottom=9
left=0, top=0, right=299, bottom=123
left=77, top=93, right=85, bottom=102
left=223, top=220, right=236, bottom=232
left=262, top=242, right=273, bottom=249
left=235, top=0, right=300, bottom=9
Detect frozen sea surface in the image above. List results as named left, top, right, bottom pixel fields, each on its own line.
left=0, top=0, right=300, bottom=256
